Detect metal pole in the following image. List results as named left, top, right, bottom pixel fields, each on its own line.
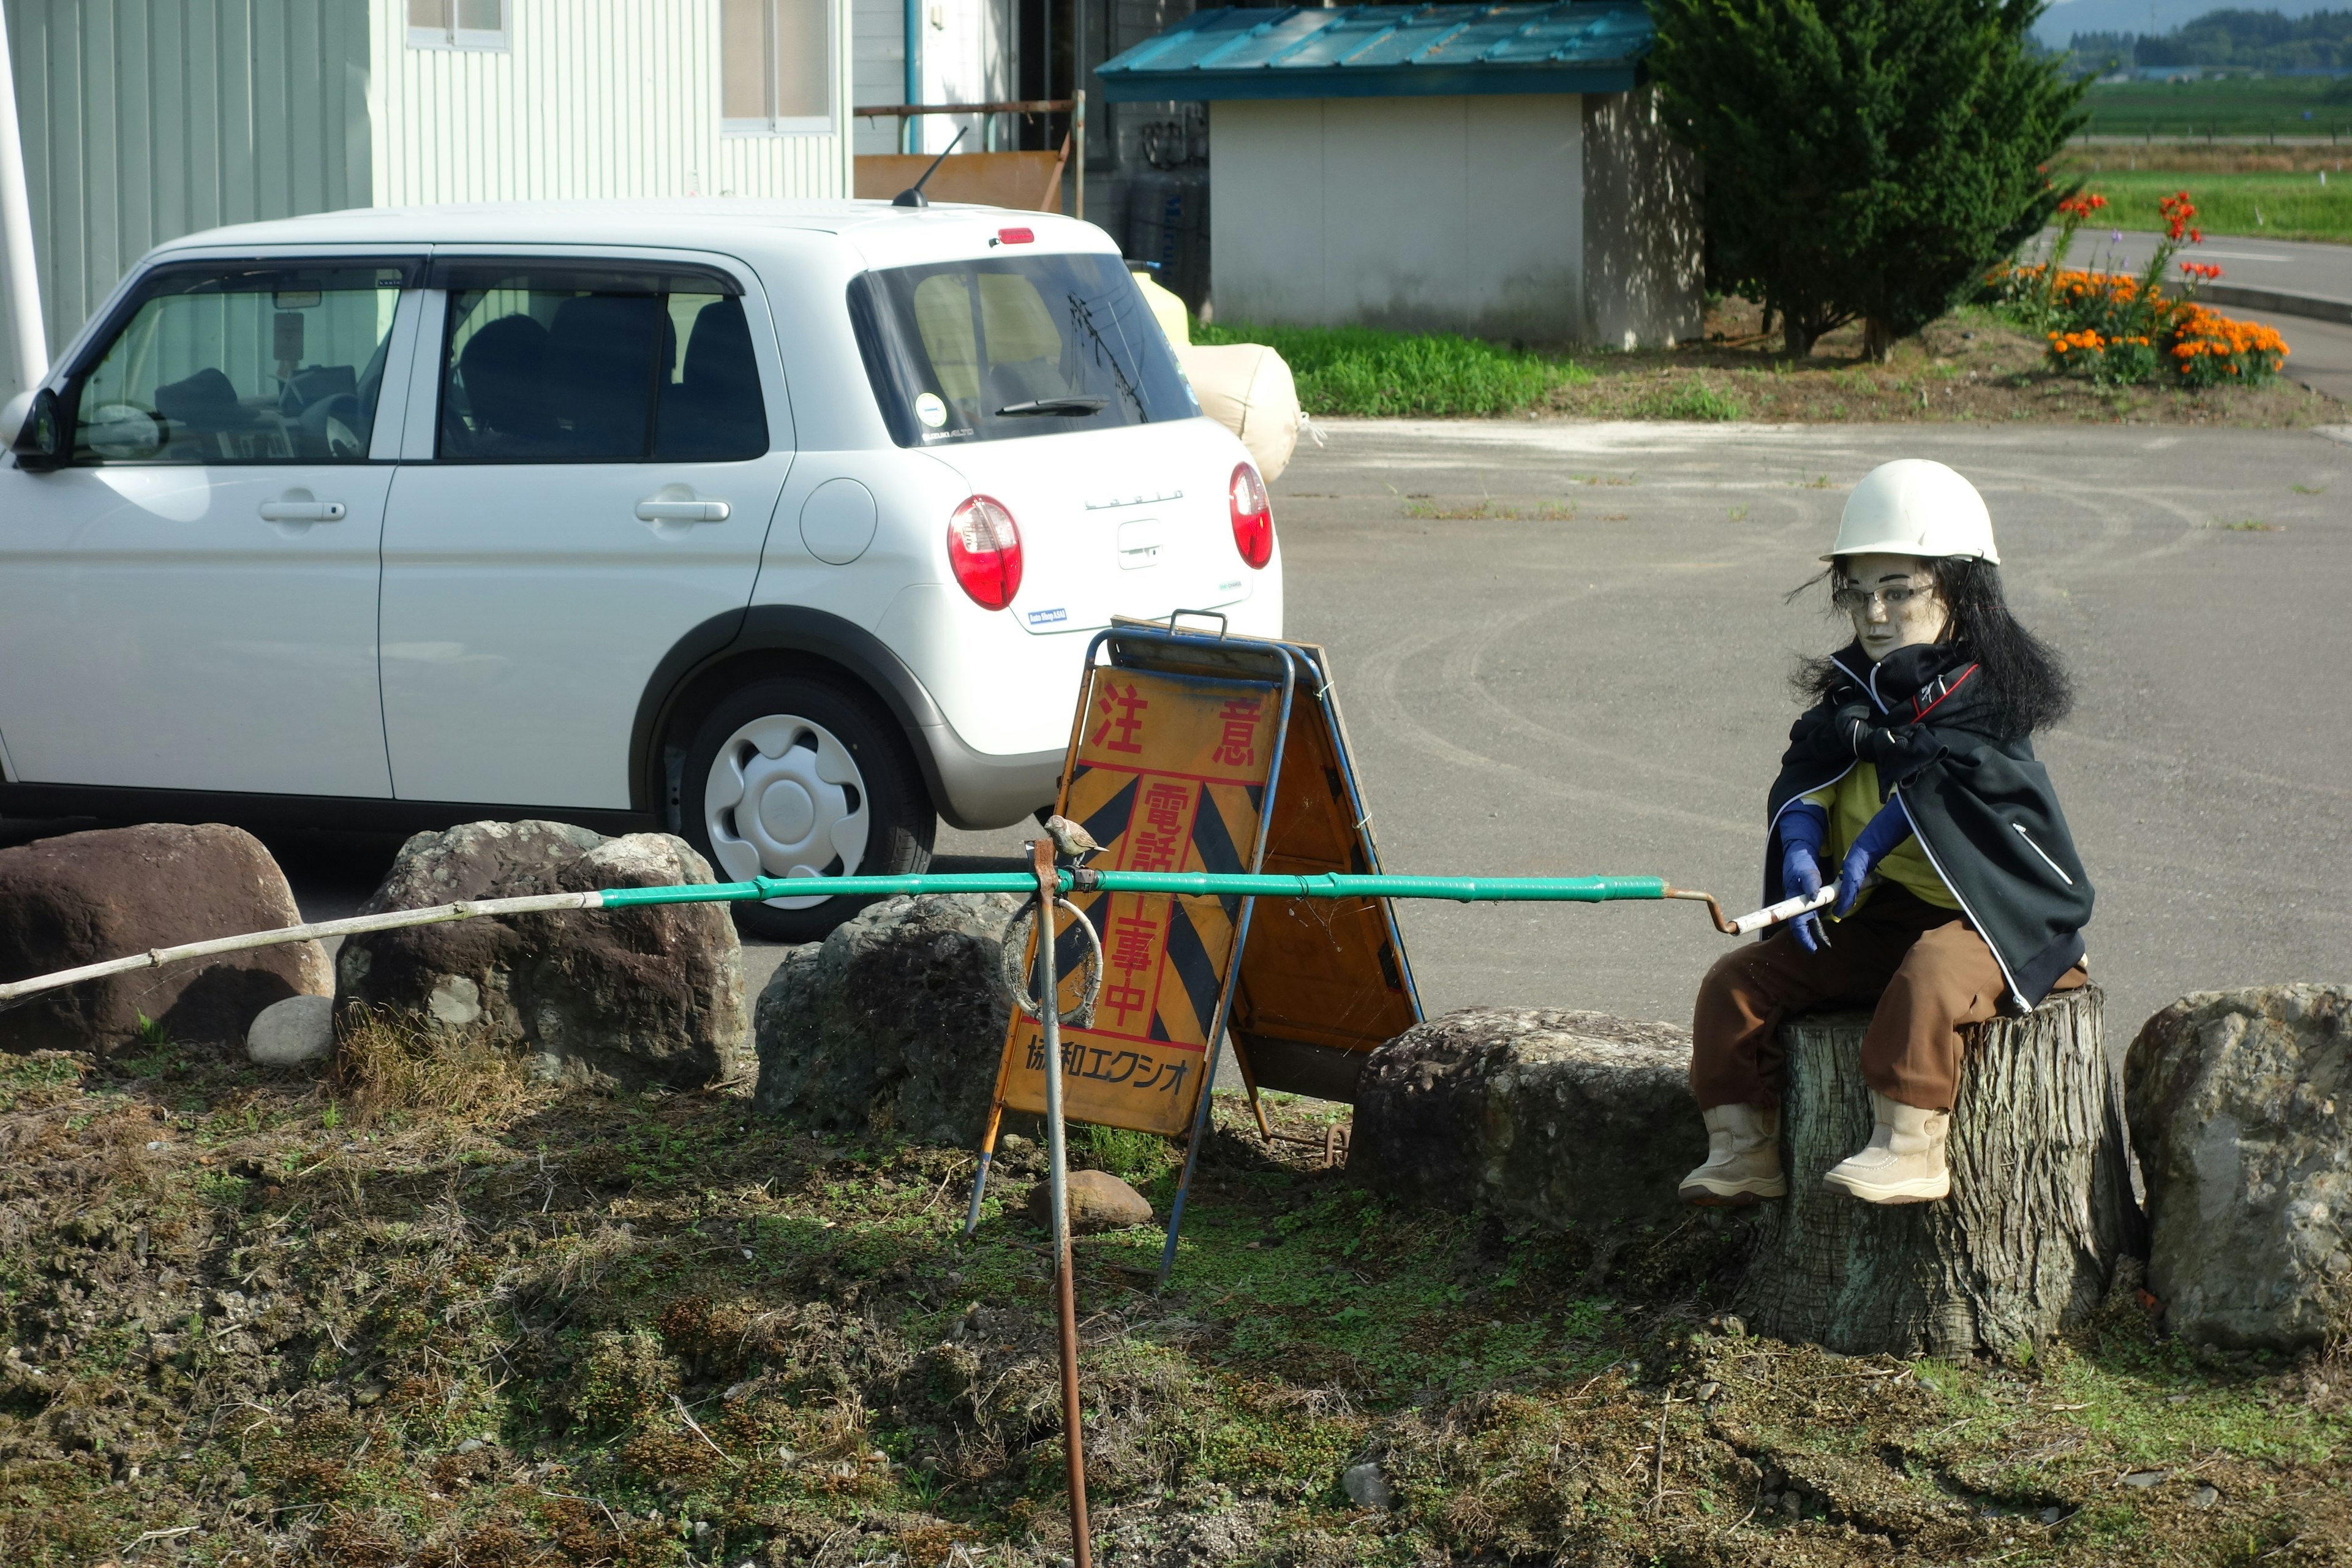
left=902, top=0, right=922, bottom=155
left=1159, top=1017, right=1227, bottom=1287
left=1075, top=88, right=1085, bottom=221
left=1031, top=838, right=1092, bottom=1568
left=0, top=872, right=1771, bottom=1012
left=1158, top=650, right=1296, bottom=1280
left=961, top=1100, right=1003, bottom=1236
left=0, top=1, right=48, bottom=397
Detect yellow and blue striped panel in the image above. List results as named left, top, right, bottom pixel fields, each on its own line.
left=995, top=668, right=1277, bottom=1137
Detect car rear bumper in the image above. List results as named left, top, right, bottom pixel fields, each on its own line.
left=921, top=723, right=1062, bottom=832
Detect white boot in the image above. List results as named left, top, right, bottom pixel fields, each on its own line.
left=1823, top=1091, right=1951, bottom=1204
left=1678, top=1104, right=1786, bottom=1205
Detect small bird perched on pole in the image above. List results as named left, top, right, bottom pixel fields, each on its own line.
left=1042, top=815, right=1105, bottom=864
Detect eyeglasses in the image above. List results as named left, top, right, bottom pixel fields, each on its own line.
left=1831, top=584, right=1928, bottom=612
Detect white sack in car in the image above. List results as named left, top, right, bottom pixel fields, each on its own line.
left=1176, top=341, right=1300, bottom=483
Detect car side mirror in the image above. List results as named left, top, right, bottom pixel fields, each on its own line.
left=9, top=387, right=66, bottom=473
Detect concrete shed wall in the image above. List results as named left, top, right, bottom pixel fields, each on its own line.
left=1210, top=93, right=1583, bottom=342
left=1580, top=85, right=1700, bottom=348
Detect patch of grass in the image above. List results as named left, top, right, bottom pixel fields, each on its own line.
left=1193, top=318, right=1589, bottom=416
left=333, top=1003, right=544, bottom=1129
left=0, top=1031, right=2345, bottom=1567
left=2056, top=170, right=2352, bottom=244
left=1069, top=1121, right=1180, bottom=1188
left=0, top=1052, right=86, bottom=1113
left=1401, top=498, right=1577, bottom=521
left=2209, top=516, right=2282, bottom=530
left=1635, top=379, right=1748, bottom=421
left=2079, top=75, right=2352, bottom=139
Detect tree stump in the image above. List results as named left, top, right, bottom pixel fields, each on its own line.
left=1735, top=985, right=2143, bottom=1359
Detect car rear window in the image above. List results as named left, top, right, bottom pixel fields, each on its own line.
left=848, top=252, right=1195, bottom=447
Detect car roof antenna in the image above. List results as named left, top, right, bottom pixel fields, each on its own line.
left=892, top=126, right=969, bottom=208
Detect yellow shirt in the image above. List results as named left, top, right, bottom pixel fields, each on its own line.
left=1803, top=764, right=1959, bottom=911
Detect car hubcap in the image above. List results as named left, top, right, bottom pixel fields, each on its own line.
left=703, top=714, right=871, bottom=909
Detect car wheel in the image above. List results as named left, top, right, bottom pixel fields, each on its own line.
left=677, top=674, right=935, bottom=943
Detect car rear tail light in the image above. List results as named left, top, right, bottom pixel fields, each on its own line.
left=947, top=496, right=1023, bottom=609
left=1229, top=462, right=1273, bottom=569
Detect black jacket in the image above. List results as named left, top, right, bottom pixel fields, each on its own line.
left=1764, top=641, right=2094, bottom=1011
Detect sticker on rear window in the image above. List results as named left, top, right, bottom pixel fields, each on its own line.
left=914, top=392, right=948, bottom=428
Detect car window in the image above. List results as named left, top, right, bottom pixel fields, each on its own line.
left=436, top=268, right=767, bottom=462
left=850, top=252, right=1197, bottom=447
left=71, top=261, right=413, bottom=466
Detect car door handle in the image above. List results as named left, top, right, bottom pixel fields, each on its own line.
left=636, top=498, right=730, bottom=523
left=259, top=499, right=347, bottom=522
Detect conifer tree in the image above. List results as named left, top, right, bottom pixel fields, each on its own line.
left=1650, top=0, right=2086, bottom=358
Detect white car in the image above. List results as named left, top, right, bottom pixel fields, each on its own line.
left=0, top=200, right=1282, bottom=938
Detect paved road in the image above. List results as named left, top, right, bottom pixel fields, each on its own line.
left=2045, top=228, right=2352, bottom=307
left=2231, top=309, right=2352, bottom=402
left=13, top=419, right=2345, bottom=1063
left=1273, top=418, right=2352, bottom=1042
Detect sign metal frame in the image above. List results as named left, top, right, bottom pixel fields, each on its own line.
left=965, top=619, right=1426, bottom=1283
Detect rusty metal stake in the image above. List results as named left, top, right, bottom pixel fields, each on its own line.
left=1031, top=837, right=1093, bottom=1568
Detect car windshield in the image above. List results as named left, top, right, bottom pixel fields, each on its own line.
left=849, top=252, right=1195, bottom=446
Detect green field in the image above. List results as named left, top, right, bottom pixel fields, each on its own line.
left=2082, top=75, right=2352, bottom=137
left=2062, top=168, right=2352, bottom=241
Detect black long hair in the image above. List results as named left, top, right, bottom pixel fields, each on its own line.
left=1793, top=558, right=2073, bottom=736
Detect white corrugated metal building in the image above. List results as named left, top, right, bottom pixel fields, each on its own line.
left=0, top=0, right=856, bottom=398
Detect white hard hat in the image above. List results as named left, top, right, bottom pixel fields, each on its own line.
left=1824, top=459, right=2000, bottom=564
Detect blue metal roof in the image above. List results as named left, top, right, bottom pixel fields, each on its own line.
left=1096, top=2, right=1654, bottom=104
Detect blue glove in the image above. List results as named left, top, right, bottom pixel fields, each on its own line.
left=1778, top=803, right=1829, bottom=954
left=1835, top=797, right=1915, bottom=916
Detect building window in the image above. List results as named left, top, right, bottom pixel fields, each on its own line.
left=722, top=0, right=832, bottom=135
left=409, top=0, right=508, bottom=51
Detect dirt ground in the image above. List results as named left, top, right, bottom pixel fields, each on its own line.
left=1539, top=298, right=2338, bottom=429
left=2, top=1033, right=2346, bottom=1568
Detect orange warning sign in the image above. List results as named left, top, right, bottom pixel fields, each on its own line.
left=992, top=665, right=1278, bottom=1136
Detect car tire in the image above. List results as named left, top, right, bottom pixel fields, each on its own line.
left=676, top=673, right=935, bottom=943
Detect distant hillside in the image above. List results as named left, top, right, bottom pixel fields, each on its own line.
left=2032, top=0, right=2343, bottom=48
left=2066, top=6, right=2352, bottom=68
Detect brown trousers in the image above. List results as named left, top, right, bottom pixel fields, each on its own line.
left=1689, top=884, right=2085, bottom=1113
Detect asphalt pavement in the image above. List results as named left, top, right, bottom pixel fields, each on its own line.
left=12, top=418, right=2345, bottom=1065
left=1271, top=418, right=2352, bottom=1044
left=2046, top=227, right=2352, bottom=309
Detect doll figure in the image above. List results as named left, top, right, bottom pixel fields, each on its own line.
left=1678, top=459, right=2093, bottom=1207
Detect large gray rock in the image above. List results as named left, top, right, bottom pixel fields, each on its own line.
left=336, top=821, right=746, bottom=1090
left=0, top=823, right=330, bottom=1055
left=1351, top=1007, right=1704, bottom=1230
left=753, top=893, right=1022, bottom=1145
left=2125, top=985, right=2352, bottom=1352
